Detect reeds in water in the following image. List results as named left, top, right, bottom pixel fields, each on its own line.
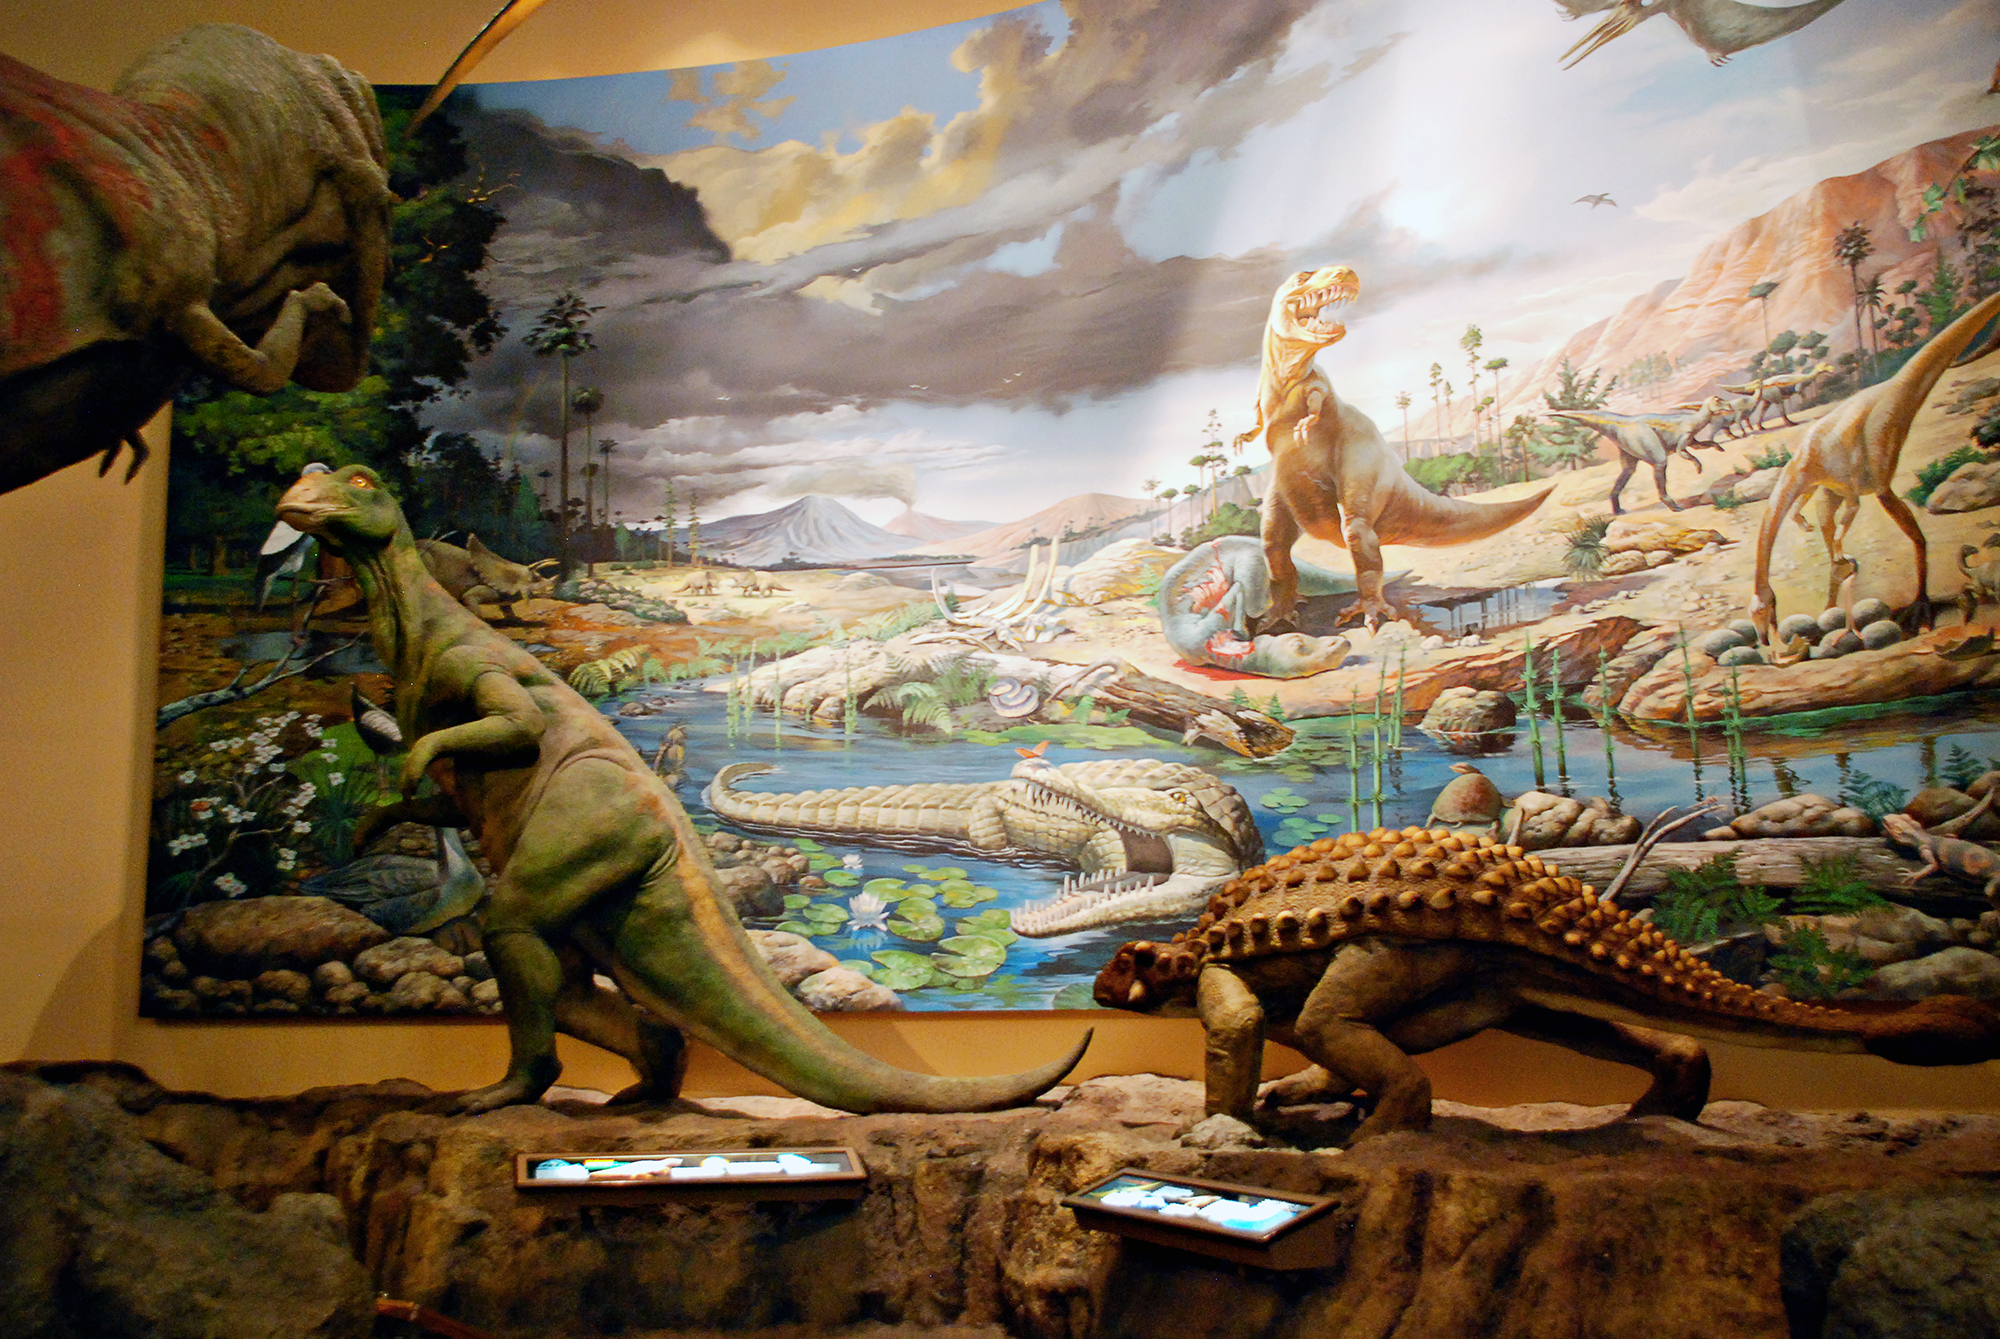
left=1594, top=648, right=1619, bottom=807
left=1678, top=627, right=1703, bottom=800
left=1548, top=640, right=1568, bottom=794
left=1521, top=632, right=1546, bottom=790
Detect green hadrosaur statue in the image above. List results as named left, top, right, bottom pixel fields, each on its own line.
left=277, top=465, right=1089, bottom=1114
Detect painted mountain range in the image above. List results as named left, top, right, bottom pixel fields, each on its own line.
left=699, top=495, right=916, bottom=567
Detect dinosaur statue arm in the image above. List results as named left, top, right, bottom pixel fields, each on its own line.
left=402, top=667, right=547, bottom=795
left=164, top=283, right=352, bottom=395
left=351, top=793, right=468, bottom=853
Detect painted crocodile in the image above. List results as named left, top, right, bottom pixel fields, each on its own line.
left=1094, top=825, right=2000, bottom=1141
left=1157, top=536, right=1350, bottom=679
left=1, top=25, right=389, bottom=495
left=1237, top=266, right=1552, bottom=627
left=705, top=754, right=1264, bottom=938
left=276, top=464, right=1088, bottom=1114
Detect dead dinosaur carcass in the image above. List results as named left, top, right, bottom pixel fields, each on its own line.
left=1750, top=291, right=2000, bottom=642
left=0, top=25, right=390, bottom=495
left=1096, top=822, right=2000, bottom=1141
left=1236, top=267, right=1552, bottom=627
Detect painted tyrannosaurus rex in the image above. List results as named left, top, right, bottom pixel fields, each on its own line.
left=0, top=24, right=389, bottom=495
left=277, top=465, right=1088, bottom=1114
left=1544, top=407, right=1706, bottom=514
left=1235, top=267, right=1553, bottom=628
left=1750, top=291, right=2000, bottom=643
left=1095, top=824, right=2000, bottom=1141
left=1157, top=536, right=1350, bottom=679
left=704, top=755, right=1264, bottom=938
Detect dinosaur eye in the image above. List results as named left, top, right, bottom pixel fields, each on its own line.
left=349, top=474, right=373, bottom=489
left=1168, top=789, right=1193, bottom=805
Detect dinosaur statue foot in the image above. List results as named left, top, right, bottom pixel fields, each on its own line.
left=1256, top=1064, right=1351, bottom=1109
left=450, top=1059, right=563, bottom=1115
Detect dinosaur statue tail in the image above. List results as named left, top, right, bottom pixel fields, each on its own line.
left=587, top=807, right=1090, bottom=1113
left=1856, top=994, right=2000, bottom=1066
left=1371, top=479, right=1555, bottom=550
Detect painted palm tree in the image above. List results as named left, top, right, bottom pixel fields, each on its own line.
left=524, top=293, right=600, bottom=576
left=1748, top=280, right=1779, bottom=353
left=1833, top=223, right=1873, bottom=383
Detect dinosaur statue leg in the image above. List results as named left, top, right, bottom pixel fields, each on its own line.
left=1259, top=492, right=1305, bottom=629
left=551, top=942, right=690, bottom=1102
left=1196, top=965, right=1266, bottom=1120
left=1608, top=454, right=1639, bottom=516
left=1875, top=489, right=1935, bottom=630
left=463, top=759, right=669, bottom=1115
left=165, top=283, right=353, bottom=395
left=1501, top=1005, right=1710, bottom=1119
left=1287, top=940, right=1476, bottom=1140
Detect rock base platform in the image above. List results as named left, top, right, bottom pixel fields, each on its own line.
left=14, top=1064, right=2000, bottom=1339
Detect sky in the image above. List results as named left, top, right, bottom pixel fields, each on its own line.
left=429, top=0, right=2000, bottom=530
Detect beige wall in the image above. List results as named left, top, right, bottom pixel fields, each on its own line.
left=2, top=0, right=1993, bottom=1110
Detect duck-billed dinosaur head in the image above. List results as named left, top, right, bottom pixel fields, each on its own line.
left=1267, top=265, right=1360, bottom=353
left=1006, top=756, right=1263, bottom=937
left=277, top=464, right=405, bottom=554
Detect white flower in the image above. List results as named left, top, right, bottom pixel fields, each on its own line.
left=189, top=798, right=215, bottom=819
left=177, top=770, right=198, bottom=785
left=848, top=892, right=891, bottom=930
left=214, top=872, right=247, bottom=896
left=167, top=833, right=208, bottom=855
left=275, top=849, right=297, bottom=872
left=292, top=820, right=311, bottom=835
left=841, top=853, right=865, bottom=871
left=326, top=772, right=344, bottom=787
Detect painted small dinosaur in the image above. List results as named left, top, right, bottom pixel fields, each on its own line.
left=1750, top=291, right=2000, bottom=643
left=1546, top=407, right=1706, bottom=515
left=276, top=465, right=1088, bottom=1114
left=1720, top=362, right=1833, bottom=433
left=704, top=754, right=1264, bottom=937
left=1, top=25, right=390, bottom=495
left=1095, top=824, right=2000, bottom=1141
left=1236, top=266, right=1553, bottom=628
left=1956, top=543, right=2000, bottom=627
left=1157, top=536, right=1350, bottom=679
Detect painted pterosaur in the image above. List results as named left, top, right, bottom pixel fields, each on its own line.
left=1554, top=0, right=1848, bottom=68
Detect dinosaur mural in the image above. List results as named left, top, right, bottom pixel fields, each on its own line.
left=0, top=25, right=389, bottom=496
left=1238, top=267, right=1553, bottom=628
left=1156, top=536, right=1351, bottom=679
left=1544, top=407, right=1706, bottom=514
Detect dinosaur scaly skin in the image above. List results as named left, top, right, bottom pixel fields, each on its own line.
left=1096, top=825, right=2000, bottom=1141
left=1751, top=291, right=2000, bottom=642
left=278, top=466, right=1087, bottom=1114
left=1156, top=536, right=1350, bottom=679
left=1239, top=267, right=1553, bottom=627
left=706, top=757, right=1263, bottom=937
left=1, top=25, right=389, bottom=494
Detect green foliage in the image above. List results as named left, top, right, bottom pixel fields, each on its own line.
left=1619, top=351, right=1676, bottom=388
left=1941, top=744, right=1999, bottom=791
left=870, top=681, right=953, bottom=733
left=566, top=646, right=668, bottom=698
left=1183, top=501, right=1262, bottom=545
left=1747, top=444, right=1794, bottom=472
left=1650, top=854, right=1782, bottom=944
left=1768, top=925, right=1874, bottom=999
left=1906, top=444, right=2000, bottom=507
left=1561, top=513, right=1612, bottom=577
left=1712, top=490, right=1750, bottom=510
left=1839, top=768, right=1909, bottom=823
left=930, top=654, right=995, bottom=709
left=857, top=602, right=946, bottom=641
left=1788, top=854, right=1889, bottom=916
left=1404, top=452, right=1480, bottom=494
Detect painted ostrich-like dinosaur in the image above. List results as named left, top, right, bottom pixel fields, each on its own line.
left=1750, top=291, right=2000, bottom=643
left=1236, top=266, right=1553, bottom=628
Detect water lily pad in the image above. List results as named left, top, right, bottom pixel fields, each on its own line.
left=790, top=837, right=823, bottom=852
left=822, top=870, right=859, bottom=887
left=937, top=878, right=975, bottom=897
left=836, top=959, right=876, bottom=980
left=888, top=917, right=944, bottom=942
left=902, top=863, right=932, bottom=875
left=898, top=896, right=938, bottom=917
left=960, top=908, right=1013, bottom=930
left=1260, top=787, right=1308, bottom=813
left=782, top=893, right=811, bottom=911
left=917, top=866, right=968, bottom=882
left=937, top=936, right=1008, bottom=968
left=939, top=884, right=998, bottom=908
left=954, top=924, right=1017, bottom=948
left=863, top=877, right=910, bottom=897
left=1050, top=982, right=1106, bottom=1010
left=775, top=920, right=820, bottom=937
left=807, top=853, right=842, bottom=871
left=802, top=902, right=849, bottom=924
left=869, top=950, right=934, bottom=992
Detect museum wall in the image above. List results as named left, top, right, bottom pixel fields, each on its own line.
left=0, top=0, right=1992, bottom=1111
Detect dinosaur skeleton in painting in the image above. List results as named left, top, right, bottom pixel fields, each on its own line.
left=913, top=541, right=1074, bottom=651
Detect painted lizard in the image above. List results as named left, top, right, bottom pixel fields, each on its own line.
left=1, top=25, right=389, bottom=494
left=1881, top=792, right=2000, bottom=903
left=277, top=465, right=1088, bottom=1114
left=1095, top=824, right=1999, bottom=1141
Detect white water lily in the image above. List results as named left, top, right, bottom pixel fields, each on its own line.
left=840, top=853, right=865, bottom=871
left=847, top=891, right=891, bottom=930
